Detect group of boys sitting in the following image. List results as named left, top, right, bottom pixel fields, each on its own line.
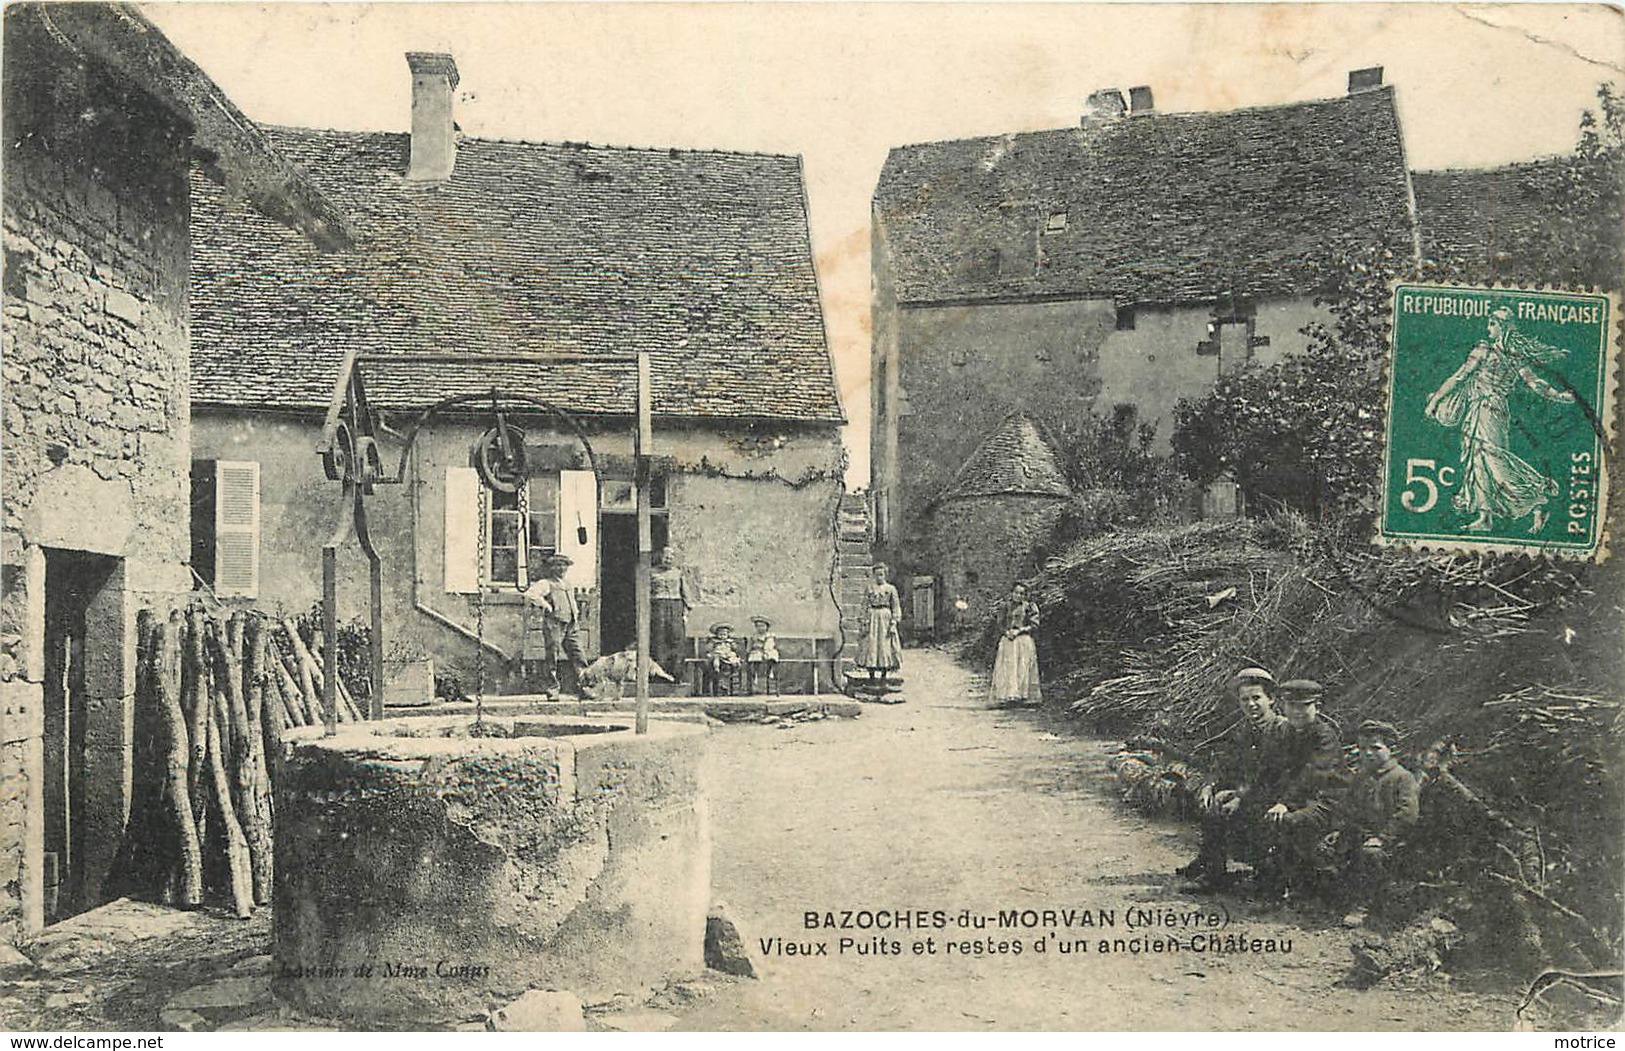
left=1176, top=666, right=1419, bottom=923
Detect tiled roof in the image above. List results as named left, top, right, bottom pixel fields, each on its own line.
left=190, top=128, right=844, bottom=423
left=1412, top=159, right=1576, bottom=284
left=16, top=4, right=350, bottom=250
left=935, top=413, right=1071, bottom=503
left=875, top=88, right=1416, bottom=306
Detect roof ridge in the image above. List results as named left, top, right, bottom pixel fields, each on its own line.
left=259, top=122, right=803, bottom=161
left=883, top=86, right=1394, bottom=157
left=1413, top=153, right=1577, bottom=176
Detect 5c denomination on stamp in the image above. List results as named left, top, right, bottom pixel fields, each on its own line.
left=1379, top=284, right=1617, bottom=560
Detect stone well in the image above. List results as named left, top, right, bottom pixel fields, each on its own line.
left=271, top=713, right=710, bottom=1026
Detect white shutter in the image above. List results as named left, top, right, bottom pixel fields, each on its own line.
left=214, top=461, right=259, bottom=598
left=559, top=469, right=597, bottom=591
left=444, top=466, right=481, bottom=593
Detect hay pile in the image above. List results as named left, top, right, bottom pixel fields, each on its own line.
left=1026, top=513, right=1623, bottom=969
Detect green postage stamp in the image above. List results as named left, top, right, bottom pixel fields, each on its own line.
left=1380, top=284, right=1617, bottom=559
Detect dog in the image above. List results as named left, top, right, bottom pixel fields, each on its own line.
left=578, top=649, right=676, bottom=701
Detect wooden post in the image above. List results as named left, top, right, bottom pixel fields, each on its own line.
left=634, top=350, right=652, bottom=735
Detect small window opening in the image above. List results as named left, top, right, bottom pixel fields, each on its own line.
left=1115, top=305, right=1136, bottom=331
left=1045, top=210, right=1068, bottom=234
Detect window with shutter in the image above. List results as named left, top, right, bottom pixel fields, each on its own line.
left=214, top=461, right=259, bottom=597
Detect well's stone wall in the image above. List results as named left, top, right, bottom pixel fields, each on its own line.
left=273, top=715, right=710, bottom=1024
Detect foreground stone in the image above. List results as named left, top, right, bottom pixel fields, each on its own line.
left=704, top=902, right=757, bottom=978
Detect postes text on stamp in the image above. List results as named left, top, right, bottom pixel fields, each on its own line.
left=1379, top=284, right=1616, bottom=559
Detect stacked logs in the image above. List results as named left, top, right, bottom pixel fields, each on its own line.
left=131, top=607, right=366, bottom=917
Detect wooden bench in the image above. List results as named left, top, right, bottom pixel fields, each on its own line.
left=683, top=634, right=837, bottom=696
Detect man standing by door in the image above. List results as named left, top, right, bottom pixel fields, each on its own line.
left=522, top=554, right=588, bottom=698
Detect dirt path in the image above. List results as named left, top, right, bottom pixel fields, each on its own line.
left=672, top=647, right=1519, bottom=1031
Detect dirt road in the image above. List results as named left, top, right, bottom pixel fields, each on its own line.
left=672, top=647, right=1516, bottom=1031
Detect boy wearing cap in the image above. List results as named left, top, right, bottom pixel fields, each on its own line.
left=702, top=622, right=743, bottom=696
left=1257, top=681, right=1347, bottom=896
left=746, top=616, right=779, bottom=695
left=1177, top=666, right=1287, bottom=886
left=521, top=554, right=587, bottom=698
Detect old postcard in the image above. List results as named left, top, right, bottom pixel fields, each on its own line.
left=2, top=1, right=1622, bottom=1035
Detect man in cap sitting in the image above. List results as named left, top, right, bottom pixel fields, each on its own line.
left=1177, top=666, right=1287, bottom=887
left=1256, top=680, right=1347, bottom=896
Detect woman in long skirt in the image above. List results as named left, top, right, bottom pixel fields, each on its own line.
left=859, top=564, right=902, bottom=684
left=988, top=581, right=1041, bottom=707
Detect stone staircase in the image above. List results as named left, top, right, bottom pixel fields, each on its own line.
left=834, top=490, right=874, bottom=660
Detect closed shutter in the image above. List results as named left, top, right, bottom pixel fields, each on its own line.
left=214, top=461, right=259, bottom=597
left=558, top=469, right=597, bottom=591
left=444, top=466, right=481, bottom=593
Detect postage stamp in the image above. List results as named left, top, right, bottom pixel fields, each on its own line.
left=1379, top=284, right=1618, bottom=559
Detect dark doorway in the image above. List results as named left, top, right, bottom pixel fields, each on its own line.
left=599, top=514, right=668, bottom=654
left=41, top=548, right=119, bottom=923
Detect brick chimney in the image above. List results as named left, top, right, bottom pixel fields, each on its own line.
left=406, top=52, right=459, bottom=181
left=1084, top=88, right=1127, bottom=121
left=1347, top=67, right=1384, bottom=94
left=1128, top=85, right=1154, bottom=115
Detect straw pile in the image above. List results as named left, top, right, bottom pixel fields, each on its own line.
left=1026, top=512, right=1622, bottom=966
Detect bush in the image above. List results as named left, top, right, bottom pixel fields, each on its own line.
left=293, top=604, right=372, bottom=707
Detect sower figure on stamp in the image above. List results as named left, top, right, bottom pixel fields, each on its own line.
left=1425, top=304, right=1577, bottom=535
left=1177, top=666, right=1287, bottom=888
left=521, top=554, right=588, bottom=699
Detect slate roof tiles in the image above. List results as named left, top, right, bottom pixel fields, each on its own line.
left=875, top=88, right=1416, bottom=306
left=935, top=413, right=1072, bottom=504
left=190, top=128, right=844, bottom=423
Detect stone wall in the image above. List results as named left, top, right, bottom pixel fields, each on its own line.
left=273, top=714, right=710, bottom=1024
left=1, top=15, right=195, bottom=942
left=871, top=292, right=1326, bottom=596
left=191, top=410, right=844, bottom=693
left=928, top=494, right=1068, bottom=635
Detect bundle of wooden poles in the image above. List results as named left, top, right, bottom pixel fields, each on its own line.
left=131, top=606, right=367, bottom=918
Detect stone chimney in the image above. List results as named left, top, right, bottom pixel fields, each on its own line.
left=1084, top=88, right=1127, bottom=122
left=1128, top=85, right=1154, bottom=115
left=406, top=52, right=459, bottom=181
left=1347, top=67, right=1384, bottom=94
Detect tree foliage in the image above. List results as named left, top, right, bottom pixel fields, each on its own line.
left=1171, top=84, right=1624, bottom=515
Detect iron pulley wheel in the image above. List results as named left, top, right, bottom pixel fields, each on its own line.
left=322, top=420, right=357, bottom=482
left=473, top=424, right=528, bottom=493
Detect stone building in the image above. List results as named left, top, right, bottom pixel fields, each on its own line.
left=1413, top=157, right=1602, bottom=286
left=924, top=413, right=1071, bottom=636
left=188, top=54, right=846, bottom=696
left=869, top=73, right=1418, bottom=617
left=1, top=4, right=346, bottom=941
